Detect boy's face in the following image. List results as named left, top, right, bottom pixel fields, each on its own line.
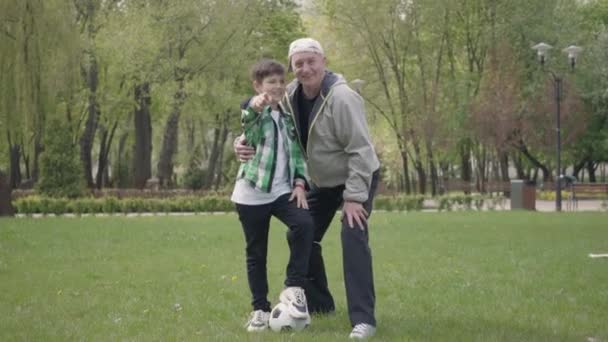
left=254, top=74, right=286, bottom=105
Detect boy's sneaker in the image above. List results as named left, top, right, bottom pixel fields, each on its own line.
left=279, top=286, right=309, bottom=319
left=349, top=323, right=376, bottom=339
left=244, top=310, right=270, bottom=332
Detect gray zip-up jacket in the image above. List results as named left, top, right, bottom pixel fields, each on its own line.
left=283, top=71, right=380, bottom=203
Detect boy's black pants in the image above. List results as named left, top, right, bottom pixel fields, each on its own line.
left=236, top=193, right=314, bottom=312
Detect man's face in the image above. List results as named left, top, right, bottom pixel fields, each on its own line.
left=254, top=74, right=286, bottom=105
left=291, top=52, right=325, bottom=89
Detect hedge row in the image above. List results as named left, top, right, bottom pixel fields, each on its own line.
left=13, top=196, right=235, bottom=215
left=13, top=194, right=507, bottom=215
left=435, top=194, right=507, bottom=211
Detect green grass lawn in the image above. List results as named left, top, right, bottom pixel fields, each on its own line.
left=1, top=212, right=607, bottom=341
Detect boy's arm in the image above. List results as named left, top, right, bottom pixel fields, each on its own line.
left=242, top=93, right=274, bottom=147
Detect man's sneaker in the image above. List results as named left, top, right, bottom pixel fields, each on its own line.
left=244, top=310, right=270, bottom=332
left=279, top=287, right=309, bottom=319
left=349, top=323, right=376, bottom=339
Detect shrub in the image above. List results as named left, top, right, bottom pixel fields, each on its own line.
left=36, top=120, right=85, bottom=198
left=12, top=194, right=501, bottom=215
left=437, top=196, right=453, bottom=211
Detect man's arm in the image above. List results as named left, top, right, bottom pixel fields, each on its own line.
left=331, top=86, right=379, bottom=229
left=234, top=134, right=255, bottom=162
left=332, top=86, right=379, bottom=203
left=234, top=94, right=271, bottom=162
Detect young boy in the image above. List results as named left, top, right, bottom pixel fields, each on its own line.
left=231, top=58, right=313, bottom=332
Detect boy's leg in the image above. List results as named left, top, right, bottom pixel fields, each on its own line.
left=304, top=185, right=344, bottom=314
left=271, top=194, right=314, bottom=288
left=272, top=193, right=315, bottom=319
left=341, top=170, right=379, bottom=328
left=236, top=203, right=273, bottom=312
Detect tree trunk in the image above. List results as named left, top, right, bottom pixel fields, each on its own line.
left=7, top=132, right=22, bottom=189
left=80, top=92, right=99, bottom=188
left=205, top=114, right=222, bottom=190
left=586, top=160, right=597, bottom=183
left=474, top=144, right=487, bottom=193
left=400, top=150, right=411, bottom=194
left=79, top=1, right=100, bottom=189
left=439, top=160, right=449, bottom=195
left=157, top=79, right=186, bottom=188
left=426, top=144, right=438, bottom=196
left=411, top=138, right=426, bottom=194
left=9, top=144, right=22, bottom=189
left=513, top=152, right=525, bottom=179
left=32, top=63, right=44, bottom=183
left=95, top=121, right=118, bottom=189
left=499, top=151, right=510, bottom=196
left=132, top=82, right=152, bottom=189
left=572, top=158, right=587, bottom=180
left=532, top=168, right=539, bottom=183
left=459, top=139, right=472, bottom=194
left=0, top=169, right=15, bottom=216
left=115, top=132, right=130, bottom=188
left=21, top=136, right=31, bottom=181
left=32, top=139, right=42, bottom=183
left=499, top=151, right=509, bottom=182
left=517, top=140, right=550, bottom=181
left=185, top=117, right=196, bottom=156
left=214, top=117, right=230, bottom=191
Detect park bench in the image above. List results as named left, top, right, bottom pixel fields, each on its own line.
left=565, top=182, right=608, bottom=211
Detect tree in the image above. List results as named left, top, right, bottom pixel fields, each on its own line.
left=153, top=0, right=254, bottom=187
left=0, top=169, right=15, bottom=216
left=1, top=0, right=81, bottom=189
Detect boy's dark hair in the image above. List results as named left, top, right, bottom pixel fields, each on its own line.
left=250, top=58, right=285, bottom=82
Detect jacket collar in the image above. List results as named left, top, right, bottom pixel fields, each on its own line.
left=285, top=70, right=342, bottom=134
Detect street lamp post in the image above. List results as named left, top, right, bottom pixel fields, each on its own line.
left=531, top=42, right=582, bottom=212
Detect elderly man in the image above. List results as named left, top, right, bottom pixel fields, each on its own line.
left=235, top=38, right=380, bottom=339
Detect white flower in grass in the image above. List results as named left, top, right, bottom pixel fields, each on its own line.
left=173, top=303, right=182, bottom=312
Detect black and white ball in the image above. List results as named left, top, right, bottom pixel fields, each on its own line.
left=268, top=302, right=307, bottom=332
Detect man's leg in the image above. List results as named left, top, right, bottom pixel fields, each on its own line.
left=305, top=185, right=343, bottom=314
left=236, top=203, right=273, bottom=312
left=342, top=170, right=379, bottom=327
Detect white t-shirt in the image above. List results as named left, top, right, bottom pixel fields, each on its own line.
left=231, top=110, right=291, bottom=205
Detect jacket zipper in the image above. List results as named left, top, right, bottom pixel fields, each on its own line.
left=283, top=98, right=307, bottom=160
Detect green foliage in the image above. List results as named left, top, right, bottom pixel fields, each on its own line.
left=13, top=193, right=515, bottom=215
left=13, top=195, right=235, bottom=215
left=182, top=167, right=206, bottom=190
left=36, top=120, right=85, bottom=198
left=2, top=0, right=608, bottom=194
left=434, top=194, right=506, bottom=212
left=374, top=195, right=425, bottom=211
left=181, top=145, right=206, bottom=190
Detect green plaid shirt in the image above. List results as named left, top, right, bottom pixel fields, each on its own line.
left=237, top=105, right=308, bottom=193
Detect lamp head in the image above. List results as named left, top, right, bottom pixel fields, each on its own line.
left=562, top=45, right=582, bottom=69
left=532, top=42, right=553, bottom=66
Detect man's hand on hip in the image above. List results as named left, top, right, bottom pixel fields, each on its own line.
left=342, top=200, right=369, bottom=230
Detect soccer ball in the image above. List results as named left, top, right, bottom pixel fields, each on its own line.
left=268, top=302, right=308, bottom=332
